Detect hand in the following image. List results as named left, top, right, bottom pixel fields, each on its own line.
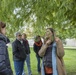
left=46, top=39, right=52, bottom=46
left=55, top=37, right=60, bottom=42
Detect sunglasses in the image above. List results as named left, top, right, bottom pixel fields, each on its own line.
left=18, top=35, right=22, bottom=36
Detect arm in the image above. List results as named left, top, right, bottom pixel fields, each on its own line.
left=38, top=44, right=48, bottom=57
left=38, top=40, right=52, bottom=57
left=26, top=41, right=30, bottom=53
left=55, top=37, right=65, bottom=58
left=12, top=42, right=19, bottom=58
left=33, top=44, right=37, bottom=53
left=0, top=41, right=12, bottom=75
left=12, top=42, right=17, bottom=54
left=23, top=40, right=29, bottom=54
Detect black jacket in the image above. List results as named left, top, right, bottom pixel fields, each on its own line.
left=12, top=39, right=28, bottom=61
left=23, top=39, right=30, bottom=54
left=0, top=34, right=13, bottom=75
left=33, top=42, right=42, bottom=58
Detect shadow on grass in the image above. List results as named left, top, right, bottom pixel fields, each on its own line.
left=23, top=73, right=40, bottom=75
left=67, top=72, right=76, bottom=75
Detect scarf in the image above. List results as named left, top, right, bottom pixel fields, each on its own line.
left=35, top=41, right=42, bottom=46
left=41, top=42, right=58, bottom=75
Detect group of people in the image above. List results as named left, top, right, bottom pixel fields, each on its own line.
left=12, top=32, right=32, bottom=75
left=0, top=21, right=66, bottom=75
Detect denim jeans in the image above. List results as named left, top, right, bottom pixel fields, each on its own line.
left=14, top=60, right=24, bottom=75
left=22, top=54, right=32, bottom=75
left=36, top=55, right=41, bottom=73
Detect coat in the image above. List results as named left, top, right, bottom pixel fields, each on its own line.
left=12, top=39, right=28, bottom=61
left=38, top=38, right=66, bottom=75
left=0, top=33, right=13, bottom=75
left=33, top=41, right=42, bottom=58
left=23, top=39, right=30, bottom=54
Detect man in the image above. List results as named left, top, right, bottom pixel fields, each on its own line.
left=22, top=33, right=32, bottom=75
left=12, top=32, right=28, bottom=75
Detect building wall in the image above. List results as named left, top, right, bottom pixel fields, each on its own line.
left=28, top=38, right=76, bottom=47
left=65, top=38, right=76, bottom=47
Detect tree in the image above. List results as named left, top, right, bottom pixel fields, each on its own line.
left=0, top=0, right=76, bottom=39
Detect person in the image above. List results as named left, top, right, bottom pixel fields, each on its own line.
left=12, top=32, right=28, bottom=75
left=22, top=33, right=32, bottom=75
left=38, top=28, right=66, bottom=75
left=0, top=21, right=13, bottom=75
left=33, top=35, right=43, bottom=74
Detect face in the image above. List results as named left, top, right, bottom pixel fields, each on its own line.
left=22, top=35, right=24, bottom=39
left=35, top=37, right=41, bottom=42
left=22, top=34, right=27, bottom=39
left=1, top=27, right=6, bottom=35
left=37, top=37, right=41, bottom=42
left=45, top=29, right=53, bottom=39
left=17, top=34, right=22, bottom=40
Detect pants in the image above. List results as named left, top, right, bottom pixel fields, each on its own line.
left=36, top=55, right=41, bottom=73
left=14, top=60, right=24, bottom=75
left=22, top=54, right=32, bottom=75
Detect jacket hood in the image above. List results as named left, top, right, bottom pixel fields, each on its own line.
left=0, top=33, right=7, bottom=43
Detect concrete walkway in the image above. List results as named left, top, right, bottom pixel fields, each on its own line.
left=64, top=46, right=76, bottom=50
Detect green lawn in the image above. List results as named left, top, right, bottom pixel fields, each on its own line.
left=8, top=47, right=76, bottom=75
left=64, top=50, right=76, bottom=75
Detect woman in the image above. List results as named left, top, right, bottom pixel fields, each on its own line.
left=22, top=33, right=32, bottom=75
left=0, top=21, right=13, bottom=75
left=33, top=35, right=43, bottom=73
left=38, top=28, right=66, bottom=75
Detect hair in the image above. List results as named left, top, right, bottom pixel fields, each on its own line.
left=0, top=21, right=6, bottom=33
left=34, top=35, right=40, bottom=41
left=47, top=28, right=55, bottom=40
left=22, top=33, right=27, bottom=37
left=35, top=35, right=40, bottom=39
left=47, top=28, right=54, bottom=34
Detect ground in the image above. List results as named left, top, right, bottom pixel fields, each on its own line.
left=8, top=47, right=76, bottom=75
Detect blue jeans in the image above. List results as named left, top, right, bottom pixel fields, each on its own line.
left=36, top=55, right=41, bottom=73
left=14, top=60, right=24, bottom=75
left=22, top=54, right=32, bottom=75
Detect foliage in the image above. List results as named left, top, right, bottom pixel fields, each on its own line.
left=0, top=0, right=76, bottom=38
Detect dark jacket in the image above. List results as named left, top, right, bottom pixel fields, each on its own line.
left=33, top=41, right=42, bottom=58
left=0, top=34, right=13, bottom=75
left=23, top=39, right=30, bottom=54
left=12, top=39, right=28, bottom=61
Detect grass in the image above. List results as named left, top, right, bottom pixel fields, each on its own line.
left=8, top=47, right=76, bottom=75
left=64, top=50, right=76, bottom=75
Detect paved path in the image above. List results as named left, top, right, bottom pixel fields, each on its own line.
left=64, top=47, right=76, bottom=50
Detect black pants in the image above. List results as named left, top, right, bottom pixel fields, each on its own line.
left=45, top=73, right=52, bottom=75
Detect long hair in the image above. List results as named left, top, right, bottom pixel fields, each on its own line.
left=0, top=21, right=6, bottom=33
